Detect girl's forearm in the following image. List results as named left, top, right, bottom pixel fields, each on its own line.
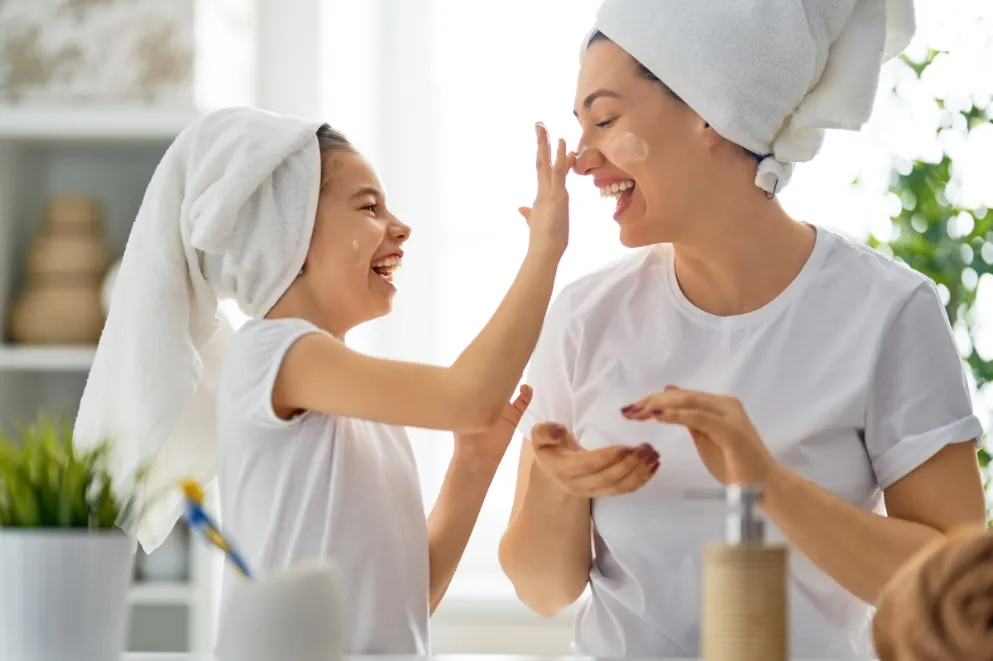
left=450, top=249, right=559, bottom=423
left=426, top=450, right=499, bottom=613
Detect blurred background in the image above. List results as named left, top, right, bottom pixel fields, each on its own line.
left=0, top=0, right=990, bottom=655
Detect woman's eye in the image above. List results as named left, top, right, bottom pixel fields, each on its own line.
left=596, top=119, right=616, bottom=129
left=361, top=203, right=378, bottom=213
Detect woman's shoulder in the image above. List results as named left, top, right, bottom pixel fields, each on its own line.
left=550, top=247, right=659, bottom=318
left=816, top=228, right=935, bottom=302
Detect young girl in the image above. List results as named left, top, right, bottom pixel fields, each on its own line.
left=73, top=107, right=643, bottom=653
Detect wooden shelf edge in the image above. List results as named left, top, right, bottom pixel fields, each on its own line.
left=0, top=344, right=96, bottom=371
left=0, top=106, right=200, bottom=141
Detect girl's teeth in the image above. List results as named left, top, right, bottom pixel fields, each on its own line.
left=371, top=255, right=401, bottom=279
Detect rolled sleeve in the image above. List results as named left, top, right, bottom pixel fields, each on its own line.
left=865, top=280, right=985, bottom=489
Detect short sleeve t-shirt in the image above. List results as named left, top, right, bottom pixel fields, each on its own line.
left=215, top=317, right=430, bottom=655
left=525, top=226, right=984, bottom=659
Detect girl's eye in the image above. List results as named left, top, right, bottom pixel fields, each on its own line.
left=361, top=203, right=378, bottom=212
left=596, top=119, right=616, bottom=129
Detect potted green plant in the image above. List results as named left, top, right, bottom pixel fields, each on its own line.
left=0, top=414, right=148, bottom=661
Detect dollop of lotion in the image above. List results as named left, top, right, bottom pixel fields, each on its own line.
left=603, top=132, right=649, bottom=166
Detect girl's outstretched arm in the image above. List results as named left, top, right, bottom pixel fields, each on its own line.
left=273, top=126, right=575, bottom=433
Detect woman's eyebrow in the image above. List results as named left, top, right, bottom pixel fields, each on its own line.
left=573, top=88, right=621, bottom=117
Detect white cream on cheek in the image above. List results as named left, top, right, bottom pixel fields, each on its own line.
left=602, top=131, right=649, bottom=167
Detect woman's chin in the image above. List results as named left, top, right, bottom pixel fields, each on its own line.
left=618, top=223, right=656, bottom=248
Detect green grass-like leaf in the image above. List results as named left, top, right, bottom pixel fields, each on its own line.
left=0, top=413, right=151, bottom=531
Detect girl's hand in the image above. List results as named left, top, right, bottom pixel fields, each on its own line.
left=622, top=386, right=778, bottom=486
left=529, top=421, right=659, bottom=497
left=454, top=385, right=533, bottom=469
left=518, top=123, right=576, bottom=260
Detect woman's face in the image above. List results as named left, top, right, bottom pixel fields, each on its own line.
left=573, top=38, right=714, bottom=247
left=301, top=149, right=410, bottom=330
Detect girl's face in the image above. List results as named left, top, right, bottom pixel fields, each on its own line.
left=301, top=149, right=411, bottom=333
left=573, top=38, right=718, bottom=247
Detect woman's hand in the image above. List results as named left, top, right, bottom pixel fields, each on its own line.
left=529, top=421, right=659, bottom=497
left=622, top=385, right=778, bottom=486
left=453, top=385, right=533, bottom=469
left=519, top=123, right=575, bottom=260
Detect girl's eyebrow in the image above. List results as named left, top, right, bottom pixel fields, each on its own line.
left=350, top=186, right=383, bottom=200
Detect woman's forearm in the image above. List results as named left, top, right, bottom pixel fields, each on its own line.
left=451, top=249, right=559, bottom=422
left=761, top=464, right=943, bottom=604
left=499, top=465, right=592, bottom=617
left=426, top=450, right=498, bottom=613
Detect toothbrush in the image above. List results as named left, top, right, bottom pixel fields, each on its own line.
left=180, top=479, right=254, bottom=579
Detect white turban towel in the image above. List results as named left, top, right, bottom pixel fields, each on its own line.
left=583, top=0, right=916, bottom=194
left=74, top=107, right=325, bottom=553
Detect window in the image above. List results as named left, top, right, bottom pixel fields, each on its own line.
left=423, top=0, right=623, bottom=599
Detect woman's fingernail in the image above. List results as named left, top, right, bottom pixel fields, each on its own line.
left=549, top=424, right=563, bottom=438
left=651, top=408, right=663, bottom=415
left=650, top=461, right=660, bottom=474
left=637, top=446, right=655, bottom=460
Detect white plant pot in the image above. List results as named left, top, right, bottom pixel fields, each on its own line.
left=0, top=530, right=135, bottom=661
left=215, top=564, right=347, bottom=661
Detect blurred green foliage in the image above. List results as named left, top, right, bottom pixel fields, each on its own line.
left=867, top=49, right=992, bottom=518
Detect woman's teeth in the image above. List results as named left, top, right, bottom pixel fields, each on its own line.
left=371, top=255, right=401, bottom=281
left=599, top=180, right=635, bottom=199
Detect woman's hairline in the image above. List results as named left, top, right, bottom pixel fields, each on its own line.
left=586, top=31, right=763, bottom=163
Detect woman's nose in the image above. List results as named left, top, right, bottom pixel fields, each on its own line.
left=573, top=145, right=603, bottom=176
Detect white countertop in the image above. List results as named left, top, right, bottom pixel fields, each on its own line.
left=123, top=654, right=868, bottom=661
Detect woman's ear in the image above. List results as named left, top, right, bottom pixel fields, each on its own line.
left=700, top=119, right=724, bottom=149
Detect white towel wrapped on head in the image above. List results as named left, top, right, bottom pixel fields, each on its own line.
left=583, top=0, right=916, bottom=194
left=74, top=107, right=324, bottom=553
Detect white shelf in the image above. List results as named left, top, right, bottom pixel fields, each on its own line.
left=0, top=345, right=95, bottom=371
left=0, top=106, right=199, bottom=142
left=128, top=582, right=197, bottom=606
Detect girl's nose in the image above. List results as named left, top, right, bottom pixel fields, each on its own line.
left=390, top=218, right=411, bottom=242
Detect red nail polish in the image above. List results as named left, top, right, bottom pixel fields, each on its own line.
left=549, top=425, right=563, bottom=438
left=650, top=461, right=660, bottom=473
left=651, top=408, right=663, bottom=415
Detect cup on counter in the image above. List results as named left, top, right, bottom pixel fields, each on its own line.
left=215, top=563, right=347, bottom=661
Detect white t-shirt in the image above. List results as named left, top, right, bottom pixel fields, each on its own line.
left=215, top=318, right=430, bottom=655
left=525, top=226, right=983, bottom=659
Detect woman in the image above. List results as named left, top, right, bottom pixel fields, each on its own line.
left=499, top=1, right=988, bottom=658
left=73, top=108, right=656, bottom=654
